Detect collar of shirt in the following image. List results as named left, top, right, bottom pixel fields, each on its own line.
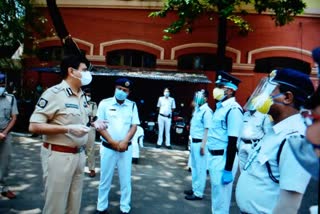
left=111, top=96, right=129, bottom=106
left=61, top=80, right=84, bottom=97
left=198, top=102, right=208, bottom=111
left=221, top=97, right=236, bottom=107
left=272, top=114, right=304, bottom=135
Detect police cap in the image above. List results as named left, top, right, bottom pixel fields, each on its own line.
left=270, top=68, right=314, bottom=102
left=115, top=78, right=132, bottom=90
left=215, top=70, right=241, bottom=91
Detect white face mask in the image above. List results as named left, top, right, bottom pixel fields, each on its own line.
left=86, top=96, right=91, bottom=102
left=164, top=91, right=170, bottom=97
left=0, top=87, right=5, bottom=96
left=73, top=70, right=92, bottom=86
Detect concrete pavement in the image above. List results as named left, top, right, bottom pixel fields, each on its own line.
left=0, top=133, right=318, bottom=214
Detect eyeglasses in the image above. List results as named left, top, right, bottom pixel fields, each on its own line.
left=300, top=109, right=320, bottom=126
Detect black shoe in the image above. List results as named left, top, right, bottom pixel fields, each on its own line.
left=96, top=210, right=109, bottom=214
left=185, top=194, right=202, bottom=200
left=120, top=211, right=129, bottom=214
left=156, top=145, right=161, bottom=148
left=166, top=145, right=172, bottom=149
left=184, top=189, right=193, bottom=195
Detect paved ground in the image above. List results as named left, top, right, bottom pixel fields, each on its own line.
left=0, top=133, right=318, bottom=214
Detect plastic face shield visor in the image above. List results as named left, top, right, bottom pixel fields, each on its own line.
left=243, top=76, right=279, bottom=113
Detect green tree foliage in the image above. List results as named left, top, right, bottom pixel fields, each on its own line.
left=0, top=0, right=48, bottom=58
left=150, top=0, right=306, bottom=70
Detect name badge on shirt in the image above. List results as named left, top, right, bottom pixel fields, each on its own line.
left=109, top=108, right=116, bottom=111
left=65, top=103, right=79, bottom=109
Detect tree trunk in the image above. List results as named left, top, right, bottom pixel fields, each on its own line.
left=216, top=16, right=228, bottom=72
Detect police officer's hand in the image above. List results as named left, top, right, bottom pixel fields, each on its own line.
left=92, top=120, right=108, bottom=131
left=67, top=124, right=90, bottom=137
left=118, top=140, right=129, bottom=152
left=0, top=132, right=6, bottom=141
left=221, top=170, right=233, bottom=185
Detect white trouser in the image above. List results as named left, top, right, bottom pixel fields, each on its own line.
left=97, top=144, right=133, bottom=213
left=207, top=151, right=238, bottom=214
left=238, top=141, right=252, bottom=172
left=190, top=142, right=207, bottom=198
left=157, top=115, right=172, bottom=146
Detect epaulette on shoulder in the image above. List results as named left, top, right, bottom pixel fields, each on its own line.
left=51, top=85, right=63, bottom=94
left=5, top=93, right=14, bottom=97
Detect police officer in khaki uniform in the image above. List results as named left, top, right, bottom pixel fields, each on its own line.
left=0, top=73, right=18, bottom=199
left=29, top=55, right=105, bottom=214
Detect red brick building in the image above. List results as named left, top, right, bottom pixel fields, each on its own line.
left=25, top=0, right=320, bottom=119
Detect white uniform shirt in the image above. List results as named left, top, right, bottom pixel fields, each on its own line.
left=157, top=96, right=176, bottom=116
left=241, top=111, right=273, bottom=140
left=97, top=97, right=140, bottom=142
left=189, top=103, right=213, bottom=139
left=207, top=97, right=243, bottom=149
left=236, top=114, right=311, bottom=213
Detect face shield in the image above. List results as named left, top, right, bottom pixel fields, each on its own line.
left=244, top=74, right=280, bottom=114
left=194, top=90, right=206, bottom=106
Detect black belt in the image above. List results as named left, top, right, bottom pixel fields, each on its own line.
left=208, top=149, right=224, bottom=156
left=192, top=138, right=202, bottom=143
left=102, top=141, right=132, bottom=151
left=159, top=113, right=171, bottom=118
left=242, top=139, right=259, bottom=144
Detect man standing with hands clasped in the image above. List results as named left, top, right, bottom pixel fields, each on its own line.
left=29, top=55, right=106, bottom=214
left=156, top=87, right=176, bottom=149
left=95, top=78, right=140, bottom=214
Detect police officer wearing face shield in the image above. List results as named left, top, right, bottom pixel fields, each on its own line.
left=207, top=71, right=243, bottom=214
left=0, top=73, right=18, bottom=199
left=236, top=68, right=315, bottom=214
left=184, top=89, right=213, bottom=201
left=95, top=78, right=140, bottom=214
left=29, top=55, right=106, bottom=214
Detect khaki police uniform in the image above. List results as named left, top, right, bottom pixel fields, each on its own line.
left=0, top=93, right=18, bottom=192
left=86, top=100, right=97, bottom=171
left=30, top=80, right=89, bottom=214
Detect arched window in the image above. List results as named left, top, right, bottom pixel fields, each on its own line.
left=37, top=46, right=86, bottom=62
left=106, top=49, right=156, bottom=68
left=254, top=57, right=311, bottom=74
left=178, top=53, right=232, bottom=72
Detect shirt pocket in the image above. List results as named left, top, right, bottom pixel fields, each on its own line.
left=60, top=107, right=82, bottom=124
left=212, top=118, right=226, bottom=130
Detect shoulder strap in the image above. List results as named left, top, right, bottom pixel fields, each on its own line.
left=266, top=134, right=304, bottom=184
left=225, top=107, right=243, bottom=127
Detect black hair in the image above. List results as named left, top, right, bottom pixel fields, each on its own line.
left=60, top=55, right=86, bottom=79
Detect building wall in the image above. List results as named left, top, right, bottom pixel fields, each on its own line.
left=29, top=1, right=320, bottom=108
